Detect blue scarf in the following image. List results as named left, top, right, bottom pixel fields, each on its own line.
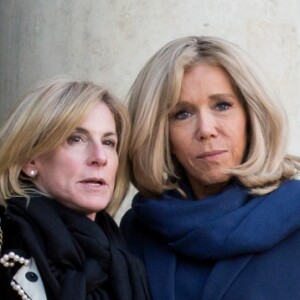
left=132, top=179, right=300, bottom=260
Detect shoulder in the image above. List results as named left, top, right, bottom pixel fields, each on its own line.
left=280, top=178, right=300, bottom=189
left=274, top=179, right=300, bottom=198
left=120, top=191, right=146, bottom=234
left=283, top=178, right=300, bottom=186
left=120, top=208, right=143, bottom=243
left=120, top=208, right=138, bottom=232
left=0, top=209, right=47, bottom=299
left=120, top=209, right=147, bottom=259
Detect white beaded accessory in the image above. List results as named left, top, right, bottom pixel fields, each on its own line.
left=0, top=251, right=30, bottom=268
left=11, top=279, right=31, bottom=300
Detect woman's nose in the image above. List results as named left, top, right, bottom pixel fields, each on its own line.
left=196, top=113, right=218, bottom=140
left=87, top=143, right=108, bottom=166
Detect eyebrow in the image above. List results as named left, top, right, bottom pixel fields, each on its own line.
left=74, top=127, right=118, bottom=138
left=177, top=93, right=237, bottom=104
left=174, top=101, right=194, bottom=108
left=209, top=93, right=237, bottom=100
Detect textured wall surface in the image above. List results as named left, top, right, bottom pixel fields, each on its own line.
left=1, top=0, right=300, bottom=221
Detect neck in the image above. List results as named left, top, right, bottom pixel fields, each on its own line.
left=189, top=179, right=229, bottom=199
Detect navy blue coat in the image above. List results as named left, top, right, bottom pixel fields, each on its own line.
left=121, top=180, right=300, bottom=300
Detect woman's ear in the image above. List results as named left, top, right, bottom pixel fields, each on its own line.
left=22, top=161, right=38, bottom=178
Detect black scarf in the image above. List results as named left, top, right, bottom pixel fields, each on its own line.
left=4, top=194, right=151, bottom=299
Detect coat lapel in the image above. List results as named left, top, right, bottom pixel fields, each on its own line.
left=143, top=235, right=177, bottom=300
left=201, top=254, right=253, bottom=300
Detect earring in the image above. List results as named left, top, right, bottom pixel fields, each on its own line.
left=29, top=170, right=36, bottom=177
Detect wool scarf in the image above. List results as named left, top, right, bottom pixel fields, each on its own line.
left=132, top=179, right=300, bottom=260
left=4, top=194, right=151, bottom=299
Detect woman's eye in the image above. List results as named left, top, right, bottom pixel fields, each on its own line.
left=67, top=134, right=84, bottom=144
left=103, top=139, right=117, bottom=148
left=215, top=101, right=232, bottom=111
left=174, top=110, right=192, bottom=120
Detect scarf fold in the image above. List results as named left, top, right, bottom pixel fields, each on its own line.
left=5, top=194, right=151, bottom=300
left=132, top=179, right=300, bottom=260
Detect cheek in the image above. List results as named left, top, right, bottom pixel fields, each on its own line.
left=169, top=127, right=186, bottom=155
left=171, top=132, right=193, bottom=159
left=36, top=154, right=78, bottom=183
left=170, top=142, right=190, bottom=166
left=169, top=136, right=181, bottom=157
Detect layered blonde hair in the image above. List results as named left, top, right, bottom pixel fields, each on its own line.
left=128, top=36, right=300, bottom=197
left=0, top=77, right=130, bottom=215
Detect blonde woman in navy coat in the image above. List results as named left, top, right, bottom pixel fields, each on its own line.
left=121, top=36, right=300, bottom=300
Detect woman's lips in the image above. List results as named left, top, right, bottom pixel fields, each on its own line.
left=79, top=178, right=107, bottom=189
left=196, top=150, right=227, bottom=161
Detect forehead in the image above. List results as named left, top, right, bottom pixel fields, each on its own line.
left=182, top=64, right=231, bottom=87
left=177, top=64, right=232, bottom=102
left=80, top=102, right=116, bottom=133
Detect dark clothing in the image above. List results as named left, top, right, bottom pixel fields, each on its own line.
left=0, top=193, right=151, bottom=300
left=121, top=179, right=300, bottom=299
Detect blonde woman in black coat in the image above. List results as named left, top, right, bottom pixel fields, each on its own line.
left=0, top=77, right=151, bottom=300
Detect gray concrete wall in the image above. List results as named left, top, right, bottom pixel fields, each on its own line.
left=1, top=1, right=300, bottom=220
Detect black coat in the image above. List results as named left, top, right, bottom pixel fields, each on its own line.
left=0, top=194, right=151, bottom=300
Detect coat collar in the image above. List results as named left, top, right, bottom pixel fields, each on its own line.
left=142, top=233, right=177, bottom=299
left=142, top=236, right=254, bottom=300
left=200, top=254, right=253, bottom=300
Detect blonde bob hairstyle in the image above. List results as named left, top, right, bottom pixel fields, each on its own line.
left=128, top=35, right=300, bottom=197
left=0, top=77, right=130, bottom=216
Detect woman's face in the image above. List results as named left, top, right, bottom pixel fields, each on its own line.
left=169, top=64, right=247, bottom=198
left=24, top=102, right=119, bottom=220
